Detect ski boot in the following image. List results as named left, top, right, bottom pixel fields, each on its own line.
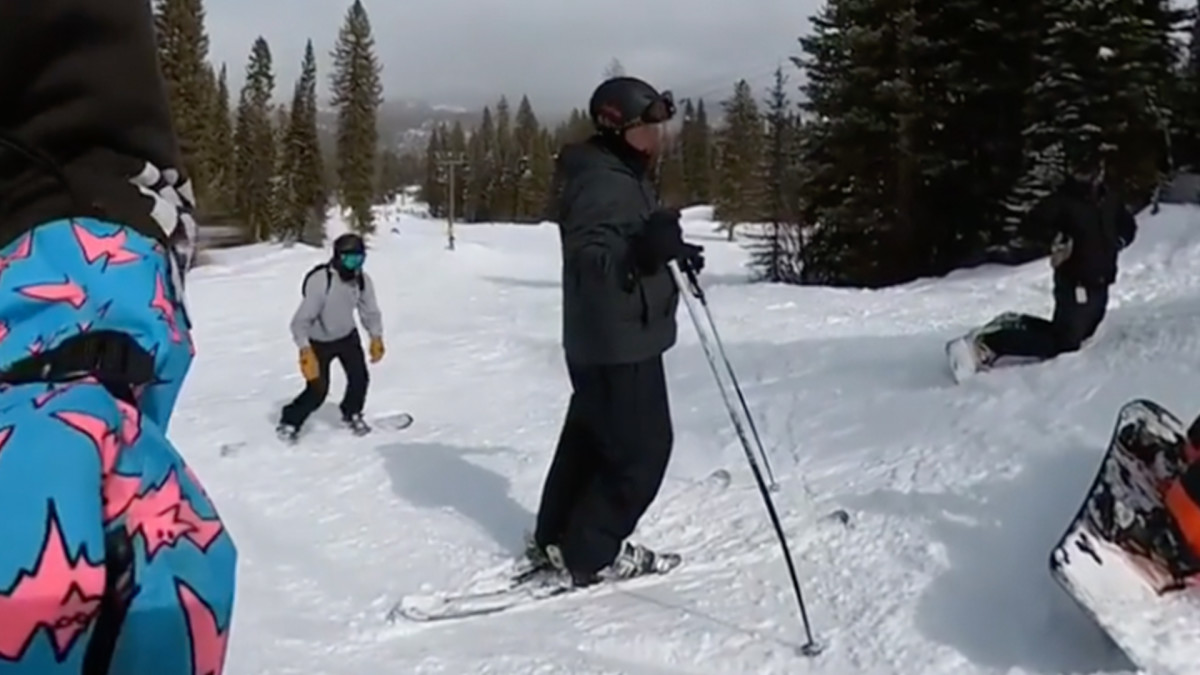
left=276, top=422, right=299, bottom=443
left=343, top=413, right=371, bottom=436
left=547, top=540, right=682, bottom=588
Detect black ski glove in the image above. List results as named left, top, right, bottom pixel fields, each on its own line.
left=633, top=209, right=704, bottom=273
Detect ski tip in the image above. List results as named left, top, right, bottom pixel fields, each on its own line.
left=799, top=639, right=826, bottom=657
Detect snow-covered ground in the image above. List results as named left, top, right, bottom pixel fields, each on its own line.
left=179, top=202, right=1200, bottom=674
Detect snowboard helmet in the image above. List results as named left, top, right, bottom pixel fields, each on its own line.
left=588, top=76, right=675, bottom=132
left=331, top=232, right=365, bottom=276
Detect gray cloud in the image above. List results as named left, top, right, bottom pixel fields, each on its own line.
left=207, top=0, right=821, bottom=115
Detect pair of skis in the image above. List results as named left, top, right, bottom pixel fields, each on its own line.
left=388, top=263, right=827, bottom=657
left=388, top=553, right=684, bottom=623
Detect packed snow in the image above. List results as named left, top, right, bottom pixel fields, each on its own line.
left=177, top=201, right=1200, bottom=674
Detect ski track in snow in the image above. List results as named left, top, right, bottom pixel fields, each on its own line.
left=172, top=204, right=1200, bottom=674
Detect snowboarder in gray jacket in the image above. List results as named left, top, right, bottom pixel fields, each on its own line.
left=278, top=232, right=384, bottom=440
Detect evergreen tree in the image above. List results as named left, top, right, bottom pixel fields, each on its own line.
left=420, top=127, right=446, bottom=217
left=282, top=40, right=326, bottom=244
left=209, top=64, right=235, bottom=212
left=604, top=58, right=626, bottom=78
left=377, top=149, right=404, bottom=203
left=1008, top=0, right=1181, bottom=233
left=493, top=96, right=515, bottom=219
left=154, top=0, right=213, bottom=204
left=795, top=0, right=917, bottom=286
left=513, top=95, right=543, bottom=220
left=714, top=80, right=766, bottom=240
left=655, top=133, right=687, bottom=208
left=745, top=67, right=802, bottom=283
left=232, top=37, right=277, bottom=241
left=330, top=0, right=384, bottom=235
left=680, top=98, right=713, bottom=205
left=466, top=107, right=496, bottom=221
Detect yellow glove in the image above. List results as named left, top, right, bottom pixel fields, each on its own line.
left=369, top=336, right=384, bottom=363
left=299, top=346, right=319, bottom=380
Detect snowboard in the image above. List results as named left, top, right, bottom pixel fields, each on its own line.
left=1049, top=399, right=1200, bottom=673
left=946, top=311, right=1043, bottom=383
left=220, top=411, right=414, bottom=456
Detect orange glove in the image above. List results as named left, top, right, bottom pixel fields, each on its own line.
left=369, top=336, right=384, bottom=363
left=299, top=346, right=319, bottom=380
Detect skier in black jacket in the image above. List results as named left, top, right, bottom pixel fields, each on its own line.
left=968, top=154, right=1137, bottom=367
left=527, top=76, right=703, bottom=587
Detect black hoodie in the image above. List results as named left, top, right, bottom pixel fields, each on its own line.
left=0, top=0, right=194, bottom=280
left=1028, top=178, right=1138, bottom=287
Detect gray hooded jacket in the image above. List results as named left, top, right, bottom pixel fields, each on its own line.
left=290, top=265, right=383, bottom=347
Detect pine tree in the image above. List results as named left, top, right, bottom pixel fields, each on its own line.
left=655, top=133, right=687, bottom=208
left=1008, top=0, right=1181, bottom=236
left=282, top=40, right=327, bottom=244
left=714, top=80, right=766, bottom=240
left=376, top=149, right=403, bottom=203
left=745, top=67, right=802, bottom=283
left=420, top=128, right=446, bottom=217
left=154, top=0, right=213, bottom=204
left=795, top=0, right=917, bottom=286
left=233, top=37, right=277, bottom=241
left=513, top=95, right=543, bottom=220
left=680, top=98, right=713, bottom=206
left=603, top=58, right=626, bottom=78
left=466, top=107, right=496, bottom=221
left=330, top=0, right=384, bottom=235
left=493, top=96, right=515, bottom=219
left=209, top=64, right=235, bottom=212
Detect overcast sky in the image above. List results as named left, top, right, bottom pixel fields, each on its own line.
left=207, top=0, right=823, bottom=115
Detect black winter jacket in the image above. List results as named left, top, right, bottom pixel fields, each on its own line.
left=1029, top=179, right=1137, bottom=287
left=553, top=135, right=678, bottom=365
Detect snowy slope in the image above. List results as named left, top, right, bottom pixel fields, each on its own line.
left=176, top=204, right=1200, bottom=674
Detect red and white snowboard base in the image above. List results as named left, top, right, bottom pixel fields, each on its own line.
left=1050, top=399, right=1200, bottom=673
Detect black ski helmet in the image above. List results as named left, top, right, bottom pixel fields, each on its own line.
left=332, top=232, right=365, bottom=255
left=588, top=76, right=675, bottom=132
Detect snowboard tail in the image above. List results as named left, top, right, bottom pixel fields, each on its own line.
left=1050, top=399, right=1200, bottom=673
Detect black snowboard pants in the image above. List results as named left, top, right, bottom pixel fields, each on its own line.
left=981, top=283, right=1109, bottom=360
left=534, top=355, right=674, bottom=576
left=280, top=330, right=369, bottom=427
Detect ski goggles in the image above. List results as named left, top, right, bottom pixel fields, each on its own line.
left=640, top=90, right=676, bottom=125
left=338, top=251, right=365, bottom=270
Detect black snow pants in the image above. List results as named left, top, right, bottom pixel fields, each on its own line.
left=534, top=355, right=674, bottom=576
left=280, top=330, right=369, bottom=427
left=981, top=283, right=1109, bottom=360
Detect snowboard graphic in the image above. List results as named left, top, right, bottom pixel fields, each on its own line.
left=1049, top=399, right=1200, bottom=673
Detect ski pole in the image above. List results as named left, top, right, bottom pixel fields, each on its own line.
left=668, top=260, right=823, bottom=656
left=671, top=262, right=778, bottom=489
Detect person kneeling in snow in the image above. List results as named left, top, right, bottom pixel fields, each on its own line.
left=970, top=151, right=1137, bottom=367
left=0, top=0, right=237, bottom=671
left=278, top=232, right=385, bottom=440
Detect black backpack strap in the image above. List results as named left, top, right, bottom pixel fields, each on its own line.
left=0, top=330, right=155, bottom=401
left=82, top=527, right=136, bottom=674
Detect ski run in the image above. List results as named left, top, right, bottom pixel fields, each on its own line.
left=181, top=201, right=1200, bottom=673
